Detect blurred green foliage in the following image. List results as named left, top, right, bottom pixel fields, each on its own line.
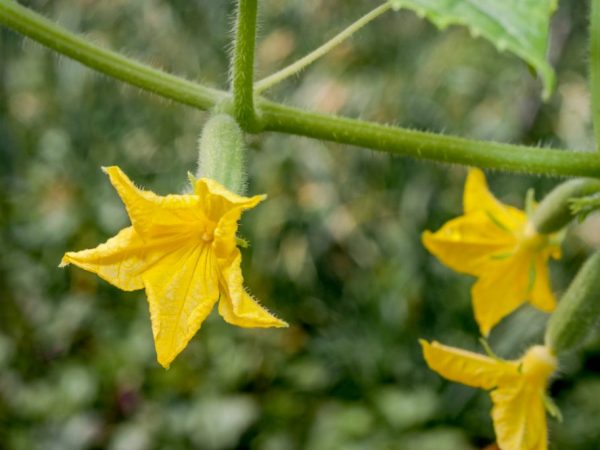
left=1, top=1, right=599, bottom=449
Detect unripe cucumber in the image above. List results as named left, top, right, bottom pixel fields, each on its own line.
left=532, top=179, right=600, bottom=234
left=197, top=114, right=247, bottom=194
left=545, top=251, right=600, bottom=353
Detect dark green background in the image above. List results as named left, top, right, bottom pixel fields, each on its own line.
left=1, top=1, right=599, bottom=449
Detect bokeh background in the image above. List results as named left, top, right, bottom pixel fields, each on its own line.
left=1, top=1, right=600, bottom=449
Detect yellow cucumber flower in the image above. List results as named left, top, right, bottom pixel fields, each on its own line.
left=61, top=166, right=287, bottom=368
left=422, top=168, right=561, bottom=336
left=421, top=340, right=558, bottom=450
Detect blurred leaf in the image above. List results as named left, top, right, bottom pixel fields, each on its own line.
left=401, top=428, right=475, bottom=450
left=373, top=386, right=438, bottom=429
left=388, top=0, right=557, bottom=99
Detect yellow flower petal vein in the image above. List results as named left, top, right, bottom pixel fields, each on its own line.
left=422, top=168, right=560, bottom=335
left=421, top=340, right=557, bottom=450
left=61, top=166, right=287, bottom=368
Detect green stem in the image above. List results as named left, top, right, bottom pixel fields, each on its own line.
left=0, top=0, right=224, bottom=109
left=254, top=3, right=392, bottom=93
left=257, top=99, right=600, bottom=177
left=2, top=0, right=600, bottom=178
left=232, top=0, right=258, bottom=130
left=591, top=0, right=600, bottom=150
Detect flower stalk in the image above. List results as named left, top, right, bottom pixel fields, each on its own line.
left=231, top=0, right=259, bottom=131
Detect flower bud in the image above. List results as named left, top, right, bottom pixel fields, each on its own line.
left=197, top=113, right=247, bottom=194
left=545, top=251, right=600, bottom=353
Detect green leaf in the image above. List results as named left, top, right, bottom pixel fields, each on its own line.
left=388, top=0, right=557, bottom=100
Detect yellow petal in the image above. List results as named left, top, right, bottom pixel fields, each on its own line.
left=213, top=207, right=249, bottom=259
left=103, top=166, right=202, bottom=237
left=142, top=243, right=220, bottom=368
left=420, top=340, right=519, bottom=390
left=218, top=249, right=287, bottom=328
left=194, top=177, right=265, bottom=224
left=194, top=177, right=266, bottom=261
left=60, top=227, right=145, bottom=291
left=464, top=168, right=526, bottom=232
left=471, top=252, right=532, bottom=336
left=528, top=255, right=556, bottom=313
left=491, top=383, right=548, bottom=450
left=422, top=210, right=517, bottom=276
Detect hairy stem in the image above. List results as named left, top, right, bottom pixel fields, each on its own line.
left=258, top=100, right=600, bottom=177
left=231, top=0, right=258, bottom=130
left=254, top=3, right=392, bottom=93
left=2, top=0, right=600, bottom=177
left=591, top=0, right=600, bottom=150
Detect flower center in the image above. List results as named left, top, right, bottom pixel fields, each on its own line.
left=519, top=222, right=548, bottom=252
left=521, top=345, right=557, bottom=381
left=199, top=222, right=216, bottom=243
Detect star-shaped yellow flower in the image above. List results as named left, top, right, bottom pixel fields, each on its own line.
left=61, top=166, right=287, bottom=368
left=422, top=168, right=561, bottom=336
left=421, top=340, right=558, bottom=450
